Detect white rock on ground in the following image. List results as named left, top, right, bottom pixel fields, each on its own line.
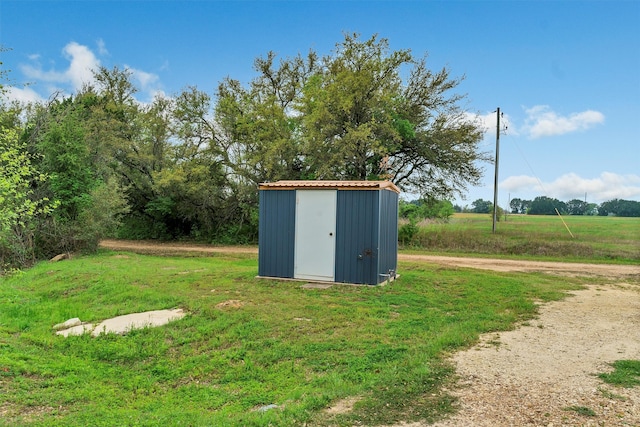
left=54, top=309, right=186, bottom=337
left=56, top=323, right=94, bottom=337
left=90, top=309, right=186, bottom=336
left=53, top=317, right=82, bottom=330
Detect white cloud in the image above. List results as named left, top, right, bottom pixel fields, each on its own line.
left=6, top=41, right=164, bottom=105
left=3, top=85, right=45, bottom=104
left=63, top=42, right=101, bottom=90
left=124, top=65, right=164, bottom=103
left=501, top=172, right=640, bottom=203
left=502, top=175, right=543, bottom=192
left=125, top=65, right=159, bottom=90
left=479, top=110, right=516, bottom=137
left=97, top=38, right=109, bottom=56
left=20, top=41, right=100, bottom=93
left=523, top=105, right=604, bottom=139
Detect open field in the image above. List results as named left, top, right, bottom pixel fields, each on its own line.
left=0, top=249, right=600, bottom=426
left=405, top=213, right=640, bottom=262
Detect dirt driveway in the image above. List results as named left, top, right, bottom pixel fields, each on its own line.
left=100, top=239, right=638, bottom=277
left=100, top=240, right=640, bottom=426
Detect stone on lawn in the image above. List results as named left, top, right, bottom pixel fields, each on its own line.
left=53, top=317, right=82, bottom=330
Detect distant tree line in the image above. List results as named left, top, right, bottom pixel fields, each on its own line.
left=1, top=34, right=489, bottom=271
left=458, top=197, right=640, bottom=217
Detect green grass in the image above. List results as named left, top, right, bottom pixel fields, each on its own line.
left=598, top=360, right=640, bottom=388
left=404, top=213, right=640, bottom=263
left=564, top=405, right=596, bottom=417
left=0, top=251, right=585, bottom=426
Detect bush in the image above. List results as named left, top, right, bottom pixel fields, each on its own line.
left=398, top=219, right=419, bottom=245
left=400, top=198, right=454, bottom=222
left=32, top=178, right=129, bottom=258
left=0, top=123, right=57, bottom=271
left=73, top=178, right=130, bottom=250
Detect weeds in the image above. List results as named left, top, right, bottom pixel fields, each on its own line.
left=598, top=387, right=628, bottom=401
left=401, top=214, right=639, bottom=263
left=564, top=405, right=596, bottom=417
left=598, top=360, right=640, bottom=388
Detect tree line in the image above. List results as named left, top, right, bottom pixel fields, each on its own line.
left=1, top=34, right=488, bottom=271
left=464, top=196, right=640, bottom=217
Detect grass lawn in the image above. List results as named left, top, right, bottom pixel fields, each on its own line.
left=0, top=250, right=586, bottom=426
left=405, top=213, right=640, bottom=262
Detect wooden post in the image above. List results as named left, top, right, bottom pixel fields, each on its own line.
left=492, top=108, right=500, bottom=233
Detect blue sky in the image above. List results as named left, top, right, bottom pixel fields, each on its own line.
left=1, top=0, right=639, bottom=206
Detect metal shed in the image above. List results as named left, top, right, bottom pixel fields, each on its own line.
left=258, top=180, right=399, bottom=285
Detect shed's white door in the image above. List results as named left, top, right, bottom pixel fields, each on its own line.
left=294, top=190, right=336, bottom=281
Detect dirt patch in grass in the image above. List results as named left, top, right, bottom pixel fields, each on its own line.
left=215, top=299, right=244, bottom=309
left=324, top=396, right=363, bottom=415
left=0, top=403, right=59, bottom=422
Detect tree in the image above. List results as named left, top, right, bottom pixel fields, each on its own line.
left=215, top=51, right=317, bottom=183
left=18, top=69, right=134, bottom=253
left=566, top=199, right=589, bottom=216
left=169, top=85, right=259, bottom=241
left=0, top=109, right=56, bottom=269
left=598, top=199, right=640, bottom=217
left=616, top=200, right=640, bottom=217
left=33, top=95, right=97, bottom=221
left=528, top=196, right=566, bottom=215
left=3, top=34, right=496, bottom=253
left=471, top=199, right=492, bottom=214
left=509, top=197, right=521, bottom=214
left=298, top=34, right=488, bottom=198
left=0, top=55, right=57, bottom=270
left=510, top=197, right=522, bottom=214
left=217, top=33, right=487, bottom=199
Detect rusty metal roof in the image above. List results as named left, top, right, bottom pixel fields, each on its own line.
left=259, top=180, right=400, bottom=193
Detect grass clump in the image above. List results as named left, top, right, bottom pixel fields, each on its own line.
left=564, top=405, right=596, bottom=417
left=598, top=360, right=640, bottom=388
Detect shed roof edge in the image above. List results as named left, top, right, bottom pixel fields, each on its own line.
left=259, top=180, right=400, bottom=193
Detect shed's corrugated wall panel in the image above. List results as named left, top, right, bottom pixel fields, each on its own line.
left=335, top=190, right=379, bottom=284
left=377, top=189, right=399, bottom=279
left=258, top=190, right=295, bottom=278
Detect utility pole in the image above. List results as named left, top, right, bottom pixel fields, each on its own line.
left=492, top=108, right=500, bottom=234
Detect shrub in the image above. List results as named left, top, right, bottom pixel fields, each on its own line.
left=398, top=219, right=419, bottom=245
left=0, top=123, right=57, bottom=271
left=32, top=178, right=129, bottom=258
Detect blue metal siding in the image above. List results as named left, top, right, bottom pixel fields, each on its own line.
left=259, top=184, right=397, bottom=285
left=377, top=189, right=399, bottom=280
left=335, top=190, right=380, bottom=284
left=258, top=190, right=295, bottom=278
